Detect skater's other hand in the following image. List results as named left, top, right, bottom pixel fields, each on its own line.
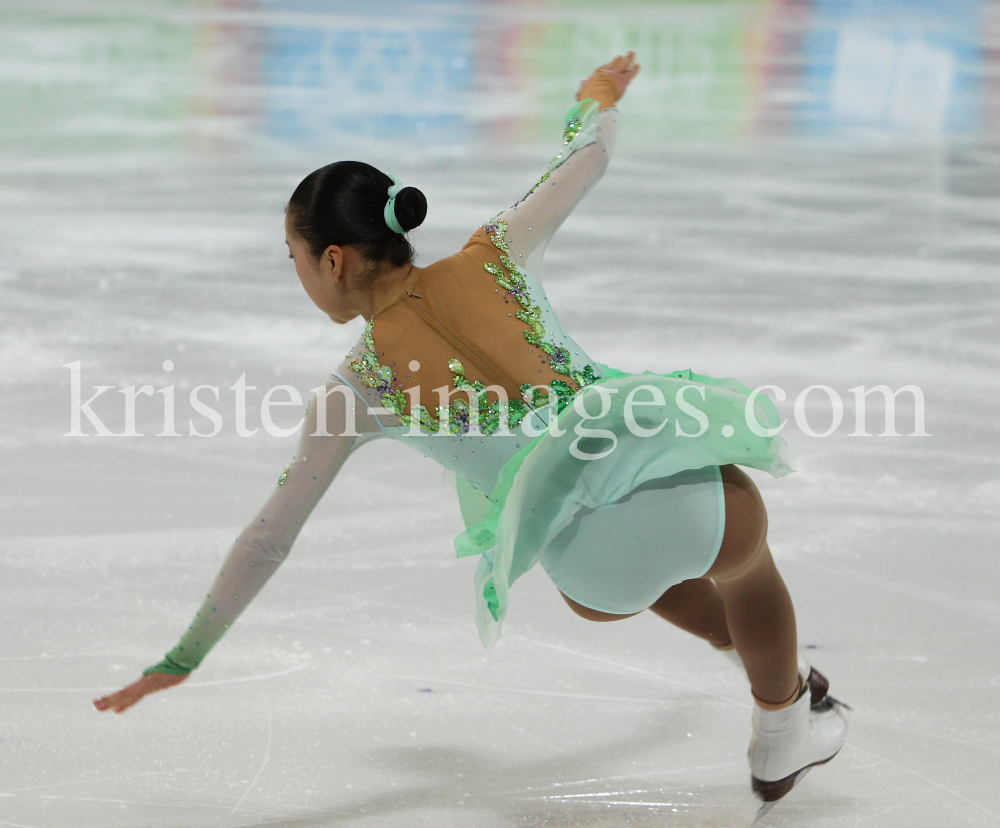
left=577, top=51, right=641, bottom=103
left=93, top=672, right=189, bottom=714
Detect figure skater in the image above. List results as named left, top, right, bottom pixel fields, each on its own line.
left=95, top=53, right=848, bottom=809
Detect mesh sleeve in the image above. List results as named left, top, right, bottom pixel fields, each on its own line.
left=497, top=104, right=619, bottom=279
left=142, top=377, right=383, bottom=675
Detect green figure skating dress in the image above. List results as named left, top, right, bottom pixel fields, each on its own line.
left=145, top=81, right=789, bottom=677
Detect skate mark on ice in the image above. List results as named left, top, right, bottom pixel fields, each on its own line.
left=184, top=662, right=308, bottom=688
left=390, top=673, right=676, bottom=705
left=547, top=797, right=690, bottom=808
left=227, top=662, right=275, bottom=819
left=506, top=721, right=603, bottom=769
left=516, top=761, right=734, bottom=801
left=0, top=686, right=147, bottom=694
left=523, top=783, right=698, bottom=809
left=842, top=800, right=917, bottom=828
left=28, top=790, right=288, bottom=820
left=0, top=651, right=117, bottom=661
left=848, top=743, right=1000, bottom=821
left=510, top=634, right=748, bottom=708
left=855, top=716, right=1000, bottom=758
left=792, top=558, right=1000, bottom=627
left=0, top=773, right=300, bottom=825
left=0, top=770, right=163, bottom=798
left=0, top=662, right=308, bottom=694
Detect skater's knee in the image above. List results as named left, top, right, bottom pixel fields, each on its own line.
left=707, top=465, right=769, bottom=581
left=559, top=591, right=641, bottom=622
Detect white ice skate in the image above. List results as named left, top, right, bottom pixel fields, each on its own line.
left=747, top=672, right=849, bottom=821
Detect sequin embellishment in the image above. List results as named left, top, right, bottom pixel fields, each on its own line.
left=512, top=110, right=590, bottom=206
left=344, top=100, right=602, bottom=435
left=403, top=358, right=533, bottom=436
left=482, top=217, right=601, bottom=392
left=347, top=319, right=409, bottom=416
left=350, top=326, right=529, bottom=436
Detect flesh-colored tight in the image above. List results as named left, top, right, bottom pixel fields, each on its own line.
left=560, top=464, right=800, bottom=707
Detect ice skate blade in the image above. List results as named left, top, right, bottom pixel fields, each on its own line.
left=749, top=765, right=817, bottom=824
left=751, top=748, right=840, bottom=807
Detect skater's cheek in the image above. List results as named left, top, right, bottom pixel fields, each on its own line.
left=293, top=259, right=336, bottom=315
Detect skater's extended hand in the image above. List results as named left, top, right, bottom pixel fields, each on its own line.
left=93, top=671, right=188, bottom=714
left=577, top=51, right=641, bottom=104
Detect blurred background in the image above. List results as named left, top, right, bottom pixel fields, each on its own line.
left=2, top=0, right=997, bottom=534
left=2, top=0, right=997, bottom=152
left=1, top=2, right=998, bottom=827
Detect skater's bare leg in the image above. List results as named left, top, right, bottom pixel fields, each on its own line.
left=649, top=579, right=732, bottom=648
left=558, top=465, right=798, bottom=706
left=707, top=465, right=799, bottom=707
left=559, top=584, right=730, bottom=645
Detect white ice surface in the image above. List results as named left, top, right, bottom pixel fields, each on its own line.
left=1, top=2, right=999, bottom=826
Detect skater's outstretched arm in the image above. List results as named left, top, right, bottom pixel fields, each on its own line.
left=499, top=52, right=640, bottom=278
left=93, top=376, right=382, bottom=713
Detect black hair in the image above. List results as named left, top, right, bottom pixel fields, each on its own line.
left=287, top=161, right=427, bottom=274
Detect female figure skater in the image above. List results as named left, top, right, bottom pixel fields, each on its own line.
left=95, top=53, right=848, bottom=808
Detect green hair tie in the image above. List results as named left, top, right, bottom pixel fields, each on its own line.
left=383, top=174, right=405, bottom=234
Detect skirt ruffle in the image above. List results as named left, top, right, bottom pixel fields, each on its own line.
left=452, top=364, right=792, bottom=648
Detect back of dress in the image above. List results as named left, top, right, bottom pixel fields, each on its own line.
left=333, top=98, right=619, bottom=496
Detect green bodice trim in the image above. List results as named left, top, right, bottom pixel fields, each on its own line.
left=514, top=97, right=602, bottom=204
left=481, top=216, right=601, bottom=392
left=345, top=223, right=602, bottom=436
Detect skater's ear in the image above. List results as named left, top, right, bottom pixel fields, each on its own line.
left=320, top=244, right=345, bottom=281
left=322, top=244, right=377, bottom=293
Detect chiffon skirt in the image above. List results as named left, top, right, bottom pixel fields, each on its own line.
left=453, top=365, right=792, bottom=648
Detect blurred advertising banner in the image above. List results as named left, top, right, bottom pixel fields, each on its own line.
left=0, top=0, right=995, bottom=156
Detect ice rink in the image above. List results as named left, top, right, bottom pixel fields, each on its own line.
left=2, top=1, right=999, bottom=826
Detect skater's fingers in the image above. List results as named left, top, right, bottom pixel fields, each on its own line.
left=610, top=51, right=637, bottom=72
left=597, top=51, right=632, bottom=72
left=93, top=687, right=137, bottom=713
left=602, top=63, right=641, bottom=83
left=613, top=51, right=634, bottom=68
left=620, top=62, right=641, bottom=93
left=598, top=56, right=619, bottom=71
left=113, top=694, right=140, bottom=713
left=93, top=673, right=187, bottom=713
left=94, top=676, right=145, bottom=706
left=94, top=684, right=145, bottom=712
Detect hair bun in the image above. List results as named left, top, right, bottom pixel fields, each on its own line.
left=392, top=186, right=427, bottom=233
left=288, top=161, right=422, bottom=271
